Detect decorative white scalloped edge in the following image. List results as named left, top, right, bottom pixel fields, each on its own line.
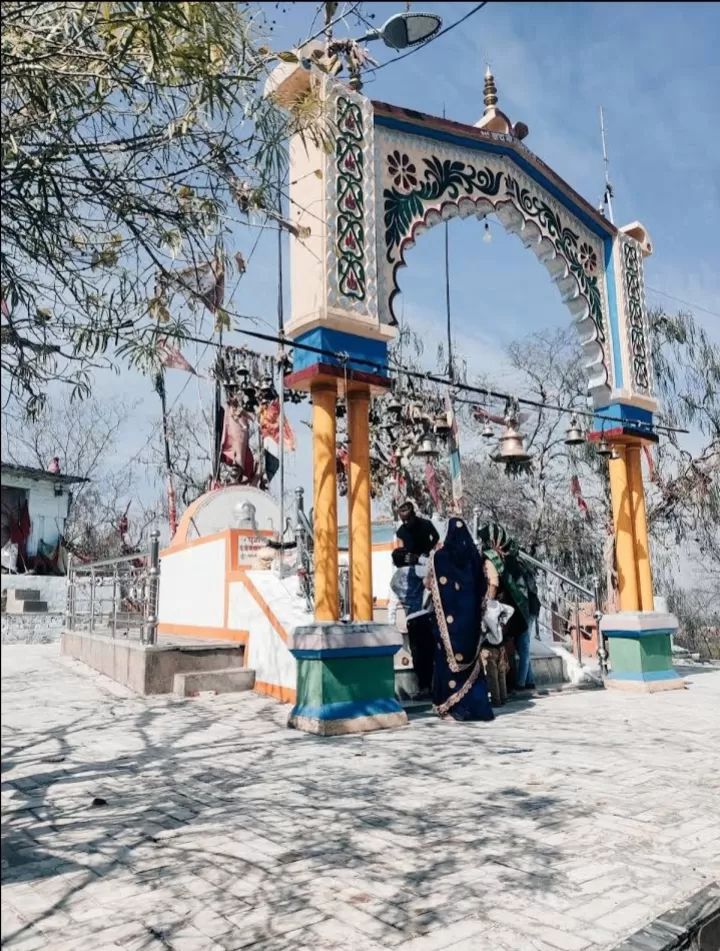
left=374, top=127, right=613, bottom=404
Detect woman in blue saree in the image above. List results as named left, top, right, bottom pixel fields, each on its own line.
left=427, top=517, right=494, bottom=721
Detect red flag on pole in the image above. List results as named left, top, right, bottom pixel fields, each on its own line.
left=570, top=476, right=590, bottom=519
left=157, top=339, right=196, bottom=374
left=643, top=445, right=657, bottom=482
left=425, top=461, right=440, bottom=509
left=167, top=477, right=178, bottom=538
left=259, top=400, right=296, bottom=451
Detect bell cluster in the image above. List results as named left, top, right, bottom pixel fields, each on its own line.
left=369, top=388, right=453, bottom=464
left=212, top=347, right=306, bottom=411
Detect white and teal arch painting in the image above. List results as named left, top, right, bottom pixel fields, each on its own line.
left=287, top=76, right=657, bottom=436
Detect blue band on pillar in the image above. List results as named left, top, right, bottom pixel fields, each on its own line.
left=292, top=697, right=405, bottom=722
left=590, top=403, right=656, bottom=442
left=292, top=328, right=388, bottom=376
left=607, top=670, right=681, bottom=683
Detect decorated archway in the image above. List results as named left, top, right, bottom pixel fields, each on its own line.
left=268, top=55, right=681, bottom=697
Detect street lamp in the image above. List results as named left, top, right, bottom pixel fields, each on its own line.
left=360, top=12, right=443, bottom=50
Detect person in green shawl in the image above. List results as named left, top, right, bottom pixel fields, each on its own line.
left=478, top=523, right=540, bottom=691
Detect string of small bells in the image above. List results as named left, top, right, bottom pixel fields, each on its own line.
left=213, top=347, right=307, bottom=410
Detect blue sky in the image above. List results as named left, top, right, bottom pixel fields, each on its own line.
left=94, top=1, right=719, bottom=512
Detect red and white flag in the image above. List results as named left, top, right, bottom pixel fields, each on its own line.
left=643, top=445, right=657, bottom=483
left=570, top=475, right=590, bottom=519
left=157, top=339, right=196, bottom=374
left=425, top=460, right=440, bottom=509
left=259, top=400, right=296, bottom=451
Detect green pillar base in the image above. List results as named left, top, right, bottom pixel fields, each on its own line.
left=287, top=623, right=408, bottom=735
left=600, top=612, right=685, bottom=694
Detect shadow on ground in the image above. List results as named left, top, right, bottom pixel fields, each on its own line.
left=0, top=650, right=578, bottom=951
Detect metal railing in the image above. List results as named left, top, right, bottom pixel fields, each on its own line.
left=294, top=487, right=315, bottom=613
left=471, top=509, right=607, bottom=675
left=293, top=495, right=606, bottom=671
left=66, top=530, right=161, bottom=645
left=518, top=550, right=607, bottom=675
left=293, top=487, right=351, bottom=619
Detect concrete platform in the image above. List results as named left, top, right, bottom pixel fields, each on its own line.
left=61, top=629, right=246, bottom=695
left=4, top=588, right=48, bottom=614
left=173, top=666, right=256, bottom=697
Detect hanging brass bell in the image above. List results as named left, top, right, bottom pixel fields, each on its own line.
left=259, top=375, right=277, bottom=402
left=481, top=422, right=494, bottom=439
left=491, top=401, right=532, bottom=465
left=415, top=434, right=439, bottom=458
left=386, top=395, right=402, bottom=416
left=433, top=412, right=451, bottom=436
left=492, top=424, right=531, bottom=464
left=596, top=439, right=612, bottom=458
left=564, top=415, right=585, bottom=446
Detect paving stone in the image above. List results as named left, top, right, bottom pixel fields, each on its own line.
left=2, top=644, right=719, bottom=951
left=486, top=908, right=592, bottom=950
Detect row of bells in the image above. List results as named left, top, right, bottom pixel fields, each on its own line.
left=223, top=374, right=614, bottom=464
left=411, top=413, right=614, bottom=463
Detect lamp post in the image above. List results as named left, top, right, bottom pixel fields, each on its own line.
left=359, top=12, right=443, bottom=50
left=335, top=11, right=443, bottom=91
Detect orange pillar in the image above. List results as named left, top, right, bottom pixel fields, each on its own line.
left=626, top=443, right=654, bottom=612
left=608, top=446, right=640, bottom=611
left=311, top=381, right=339, bottom=622
left=347, top=387, right=373, bottom=622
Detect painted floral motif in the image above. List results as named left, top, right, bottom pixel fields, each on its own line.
left=622, top=239, right=651, bottom=392
left=336, top=97, right=366, bottom=301
left=578, top=242, right=598, bottom=275
left=378, top=139, right=611, bottom=386
left=384, top=156, right=503, bottom=261
left=387, top=150, right=418, bottom=191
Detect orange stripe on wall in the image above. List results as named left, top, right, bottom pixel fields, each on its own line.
left=254, top=680, right=296, bottom=704
left=162, top=528, right=275, bottom=560
left=239, top=572, right=289, bottom=643
left=161, top=529, right=230, bottom=559
left=157, top=623, right=248, bottom=644
left=224, top=532, right=232, bottom=626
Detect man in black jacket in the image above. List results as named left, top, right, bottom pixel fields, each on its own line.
left=394, top=501, right=440, bottom=566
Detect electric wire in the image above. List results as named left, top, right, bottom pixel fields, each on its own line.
left=645, top=287, right=720, bottom=321
left=121, top=317, right=688, bottom=437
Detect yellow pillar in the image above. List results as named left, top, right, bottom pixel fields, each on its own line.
left=608, top=446, right=640, bottom=612
left=311, top=381, right=339, bottom=622
left=347, top=387, right=373, bottom=622
left=626, top=443, right=654, bottom=612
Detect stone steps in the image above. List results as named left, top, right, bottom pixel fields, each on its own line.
left=4, top=589, right=48, bottom=615
left=173, top=666, right=256, bottom=698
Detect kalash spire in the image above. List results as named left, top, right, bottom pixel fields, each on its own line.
left=483, top=63, right=498, bottom=111
left=474, top=64, right=529, bottom=141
